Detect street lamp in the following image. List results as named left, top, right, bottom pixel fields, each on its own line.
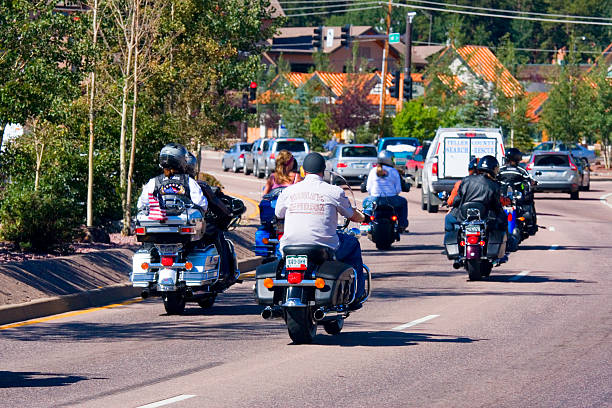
left=404, top=12, right=417, bottom=102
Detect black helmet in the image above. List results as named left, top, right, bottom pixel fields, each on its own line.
left=185, top=151, right=197, bottom=178
left=159, top=143, right=187, bottom=172
left=505, top=148, right=522, bottom=163
left=468, top=157, right=478, bottom=171
left=477, top=155, right=499, bottom=177
left=302, top=152, right=326, bottom=174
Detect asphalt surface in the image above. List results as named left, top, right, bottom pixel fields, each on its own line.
left=1, top=157, right=610, bottom=408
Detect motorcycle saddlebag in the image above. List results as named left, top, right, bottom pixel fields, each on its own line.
left=444, top=230, right=459, bottom=259
left=259, top=199, right=276, bottom=224
left=314, top=260, right=355, bottom=307
left=486, top=228, right=507, bottom=259
left=254, top=260, right=280, bottom=305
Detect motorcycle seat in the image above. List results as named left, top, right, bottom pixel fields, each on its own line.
left=460, top=202, right=488, bottom=220
left=283, top=244, right=334, bottom=264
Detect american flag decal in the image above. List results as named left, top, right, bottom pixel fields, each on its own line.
left=148, top=193, right=167, bottom=221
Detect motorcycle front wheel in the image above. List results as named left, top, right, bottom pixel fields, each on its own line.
left=285, top=307, right=317, bottom=344
left=163, top=293, right=186, bottom=315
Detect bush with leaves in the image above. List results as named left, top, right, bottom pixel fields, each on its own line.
left=0, top=185, right=80, bottom=252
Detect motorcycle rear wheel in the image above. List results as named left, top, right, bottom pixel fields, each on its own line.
left=466, top=260, right=483, bottom=281
left=163, top=293, right=186, bottom=315
left=323, top=318, right=344, bottom=335
left=285, top=307, right=317, bottom=344
left=197, top=294, right=216, bottom=309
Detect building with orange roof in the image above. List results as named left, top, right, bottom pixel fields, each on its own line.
left=525, top=92, right=548, bottom=123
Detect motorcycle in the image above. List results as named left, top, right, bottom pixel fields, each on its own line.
left=254, top=176, right=371, bottom=344
left=500, top=181, right=524, bottom=251
left=253, top=187, right=285, bottom=261
left=360, top=200, right=400, bottom=250
left=359, top=176, right=410, bottom=250
left=444, top=203, right=507, bottom=281
left=131, top=191, right=245, bottom=314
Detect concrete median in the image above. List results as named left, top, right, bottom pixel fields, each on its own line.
left=0, top=252, right=263, bottom=326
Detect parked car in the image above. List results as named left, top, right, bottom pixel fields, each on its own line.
left=376, top=137, right=419, bottom=168
left=422, top=128, right=506, bottom=213
left=532, top=142, right=596, bottom=164
left=324, top=144, right=378, bottom=185
left=221, top=142, right=252, bottom=172
left=526, top=152, right=590, bottom=199
left=405, top=141, right=431, bottom=188
left=256, top=138, right=310, bottom=179
left=245, top=138, right=272, bottom=176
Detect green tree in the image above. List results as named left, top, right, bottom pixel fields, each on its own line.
left=0, top=0, right=91, bottom=146
left=392, top=98, right=441, bottom=142
left=584, top=64, right=612, bottom=168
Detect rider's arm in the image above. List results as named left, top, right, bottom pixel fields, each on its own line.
left=365, top=167, right=375, bottom=192
left=262, top=174, right=274, bottom=195
left=188, top=177, right=208, bottom=211
left=274, top=189, right=288, bottom=219
left=137, top=179, right=156, bottom=210
left=447, top=180, right=462, bottom=207
left=391, top=167, right=402, bottom=194
left=350, top=208, right=366, bottom=223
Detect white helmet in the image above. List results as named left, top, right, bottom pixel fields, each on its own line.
left=377, top=150, right=394, bottom=167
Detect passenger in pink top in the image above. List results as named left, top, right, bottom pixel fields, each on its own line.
left=262, top=150, right=302, bottom=194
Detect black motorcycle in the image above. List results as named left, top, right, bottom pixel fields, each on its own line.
left=361, top=201, right=400, bottom=250
left=444, top=203, right=507, bottom=281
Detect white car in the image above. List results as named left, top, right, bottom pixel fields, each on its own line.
left=421, top=128, right=506, bottom=213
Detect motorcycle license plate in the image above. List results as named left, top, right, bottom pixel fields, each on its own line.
left=286, top=255, right=307, bottom=270
left=465, top=225, right=480, bottom=233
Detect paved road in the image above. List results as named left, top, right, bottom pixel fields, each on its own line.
left=1, top=158, right=611, bottom=408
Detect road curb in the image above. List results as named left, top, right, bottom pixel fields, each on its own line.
left=0, top=255, right=263, bottom=327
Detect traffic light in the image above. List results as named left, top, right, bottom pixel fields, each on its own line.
left=389, top=71, right=400, bottom=99
left=249, top=81, right=257, bottom=101
left=403, top=75, right=412, bottom=101
left=340, top=24, right=352, bottom=49
left=313, top=26, right=323, bottom=50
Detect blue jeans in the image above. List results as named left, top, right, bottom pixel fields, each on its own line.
left=363, top=195, right=408, bottom=229
left=278, top=232, right=365, bottom=301
left=335, top=232, right=365, bottom=300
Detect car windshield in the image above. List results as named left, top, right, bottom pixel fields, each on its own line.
left=382, top=139, right=419, bottom=151
left=276, top=141, right=307, bottom=152
left=341, top=146, right=377, bottom=158
left=534, top=154, right=570, bottom=167
left=241, top=144, right=252, bottom=151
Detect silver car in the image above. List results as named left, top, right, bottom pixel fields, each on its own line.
left=527, top=152, right=590, bottom=200
left=324, top=144, right=378, bottom=185
left=257, top=138, right=310, bottom=179
left=247, top=138, right=272, bottom=177
left=221, top=142, right=252, bottom=172
left=533, top=142, right=597, bottom=164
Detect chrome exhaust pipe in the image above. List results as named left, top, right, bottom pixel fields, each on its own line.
left=261, top=306, right=283, bottom=320
left=313, top=308, right=326, bottom=321
left=140, top=290, right=149, bottom=299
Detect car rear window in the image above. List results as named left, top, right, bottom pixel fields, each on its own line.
left=240, top=144, right=252, bottom=151
left=276, top=141, right=307, bottom=152
left=341, top=146, right=377, bottom=158
left=382, top=139, right=419, bottom=150
left=534, top=154, right=570, bottom=167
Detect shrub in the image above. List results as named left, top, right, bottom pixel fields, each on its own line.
left=197, top=172, right=223, bottom=188
left=0, top=185, right=81, bottom=252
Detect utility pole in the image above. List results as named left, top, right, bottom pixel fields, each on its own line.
left=379, top=0, right=393, bottom=139
left=404, top=12, right=416, bottom=103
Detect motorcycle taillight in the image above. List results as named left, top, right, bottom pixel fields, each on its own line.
left=467, top=235, right=480, bottom=245
left=287, top=272, right=303, bottom=284
left=161, top=256, right=174, bottom=267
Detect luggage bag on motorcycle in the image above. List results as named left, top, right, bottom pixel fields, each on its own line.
left=254, top=260, right=279, bottom=305
left=486, top=228, right=507, bottom=259
left=444, top=230, right=460, bottom=259
left=313, top=260, right=355, bottom=307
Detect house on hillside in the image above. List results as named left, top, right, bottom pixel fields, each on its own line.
left=263, top=26, right=441, bottom=74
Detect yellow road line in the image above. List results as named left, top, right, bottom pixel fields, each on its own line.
left=0, top=298, right=142, bottom=330
left=227, top=191, right=260, bottom=220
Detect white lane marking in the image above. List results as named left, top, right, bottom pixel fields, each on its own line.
left=392, top=314, right=439, bottom=331
left=549, top=244, right=559, bottom=251
left=600, top=192, right=612, bottom=209
left=137, top=395, right=196, bottom=408
left=509, top=270, right=531, bottom=281
left=549, top=226, right=556, bottom=232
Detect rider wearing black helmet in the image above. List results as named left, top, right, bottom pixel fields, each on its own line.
left=498, top=148, right=537, bottom=235
left=445, top=155, right=507, bottom=250
left=137, top=143, right=207, bottom=211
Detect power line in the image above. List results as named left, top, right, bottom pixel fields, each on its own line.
left=393, top=2, right=612, bottom=26
left=286, top=5, right=382, bottom=18
left=403, top=0, right=612, bottom=22
left=282, top=1, right=378, bottom=12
